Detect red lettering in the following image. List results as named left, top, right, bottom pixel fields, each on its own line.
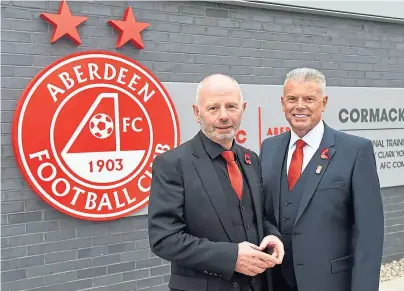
left=267, top=128, right=273, bottom=136
left=236, top=130, right=247, bottom=143
left=266, top=126, right=291, bottom=136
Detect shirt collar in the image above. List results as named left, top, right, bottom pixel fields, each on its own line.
left=289, top=119, right=324, bottom=150
left=199, top=131, right=237, bottom=160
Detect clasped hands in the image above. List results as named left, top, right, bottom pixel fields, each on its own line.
left=235, top=235, right=284, bottom=277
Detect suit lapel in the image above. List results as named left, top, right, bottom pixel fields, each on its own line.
left=236, top=147, right=264, bottom=240
left=293, top=125, right=336, bottom=227
left=271, top=133, right=291, bottom=225
left=191, top=135, right=237, bottom=242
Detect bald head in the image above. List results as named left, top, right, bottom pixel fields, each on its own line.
left=192, top=74, right=246, bottom=149
left=195, top=74, right=243, bottom=107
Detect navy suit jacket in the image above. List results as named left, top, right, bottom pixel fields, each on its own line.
left=260, top=122, right=384, bottom=291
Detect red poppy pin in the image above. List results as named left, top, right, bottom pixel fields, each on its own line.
left=320, top=148, right=329, bottom=160
left=244, top=153, right=251, bottom=165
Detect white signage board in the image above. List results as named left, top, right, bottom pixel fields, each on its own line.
left=163, top=83, right=404, bottom=189
left=134, top=83, right=403, bottom=216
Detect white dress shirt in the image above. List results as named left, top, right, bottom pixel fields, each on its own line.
left=286, top=120, right=325, bottom=176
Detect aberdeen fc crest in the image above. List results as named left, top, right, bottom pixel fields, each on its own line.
left=12, top=51, right=180, bottom=221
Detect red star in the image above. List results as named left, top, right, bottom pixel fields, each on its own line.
left=40, top=0, right=87, bottom=45
left=108, top=7, right=150, bottom=49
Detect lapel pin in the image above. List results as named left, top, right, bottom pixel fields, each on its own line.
left=316, top=165, right=322, bottom=174
left=244, top=153, right=251, bottom=165
left=320, top=148, right=329, bottom=160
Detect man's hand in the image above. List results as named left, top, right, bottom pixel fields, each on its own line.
left=259, top=235, right=285, bottom=263
left=235, top=241, right=281, bottom=276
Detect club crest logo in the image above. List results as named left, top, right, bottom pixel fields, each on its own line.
left=12, top=51, right=180, bottom=221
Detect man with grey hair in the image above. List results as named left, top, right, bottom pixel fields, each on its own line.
left=259, top=68, right=384, bottom=291
left=149, top=74, right=284, bottom=291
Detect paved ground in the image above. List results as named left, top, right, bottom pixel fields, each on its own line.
left=379, top=277, right=404, bottom=291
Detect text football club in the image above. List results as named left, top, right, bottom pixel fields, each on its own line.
left=12, top=51, right=180, bottom=221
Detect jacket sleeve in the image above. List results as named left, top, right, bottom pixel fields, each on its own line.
left=148, top=154, right=238, bottom=281
left=350, top=140, right=384, bottom=291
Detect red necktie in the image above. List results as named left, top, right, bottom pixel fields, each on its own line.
left=222, top=151, right=243, bottom=200
left=288, top=139, right=306, bottom=191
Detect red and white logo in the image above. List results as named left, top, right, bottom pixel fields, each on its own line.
left=12, top=51, right=180, bottom=221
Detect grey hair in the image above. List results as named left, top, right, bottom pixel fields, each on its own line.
left=284, top=68, right=326, bottom=95
left=195, top=73, right=244, bottom=106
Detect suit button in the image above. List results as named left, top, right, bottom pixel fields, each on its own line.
left=204, top=271, right=208, bottom=274
left=251, top=278, right=256, bottom=283
left=233, top=282, right=239, bottom=288
left=282, top=217, right=289, bottom=222
left=245, top=224, right=250, bottom=229
left=241, top=205, right=245, bottom=211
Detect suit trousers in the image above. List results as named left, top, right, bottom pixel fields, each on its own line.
left=170, top=278, right=265, bottom=291
left=170, top=287, right=260, bottom=291
left=272, top=266, right=298, bottom=291
left=170, top=288, right=258, bottom=291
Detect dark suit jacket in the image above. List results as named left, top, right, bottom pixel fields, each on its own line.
left=148, top=132, right=281, bottom=291
left=260, top=123, right=384, bottom=291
